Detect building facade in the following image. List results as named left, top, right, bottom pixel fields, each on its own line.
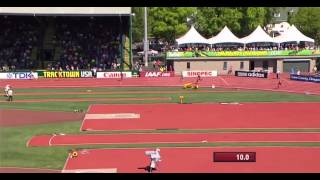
left=166, top=50, right=320, bottom=75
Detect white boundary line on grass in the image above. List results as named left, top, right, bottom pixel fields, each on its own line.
left=62, top=153, right=71, bottom=172
left=25, top=137, right=32, bottom=147
left=80, top=104, right=93, bottom=132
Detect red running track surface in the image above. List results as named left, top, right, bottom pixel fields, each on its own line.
left=63, top=147, right=320, bottom=173
left=81, top=103, right=320, bottom=131
left=1, top=76, right=320, bottom=95
left=27, top=133, right=320, bottom=147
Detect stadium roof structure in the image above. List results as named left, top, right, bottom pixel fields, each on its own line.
left=274, top=25, right=314, bottom=43
left=176, top=25, right=210, bottom=45
left=241, top=25, right=278, bottom=44
left=0, top=7, right=132, bottom=16
left=208, top=26, right=243, bottom=45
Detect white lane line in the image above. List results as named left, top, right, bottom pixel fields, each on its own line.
left=48, top=134, right=57, bottom=146
left=85, top=113, right=140, bottom=120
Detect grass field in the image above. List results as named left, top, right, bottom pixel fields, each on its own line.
left=1, top=87, right=320, bottom=170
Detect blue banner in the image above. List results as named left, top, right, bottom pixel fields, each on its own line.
left=290, top=74, right=320, bottom=83
left=0, top=72, right=38, bottom=79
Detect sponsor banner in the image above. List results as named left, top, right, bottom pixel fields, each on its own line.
left=182, top=71, right=218, bottom=77
left=80, top=71, right=93, bottom=78
left=235, top=71, right=268, bottom=78
left=43, top=71, right=81, bottom=78
left=0, top=72, right=38, bottom=79
left=140, top=71, right=175, bottom=77
left=96, top=71, right=132, bottom=78
left=166, top=51, right=194, bottom=58
left=166, top=50, right=320, bottom=58
left=290, top=74, right=320, bottom=83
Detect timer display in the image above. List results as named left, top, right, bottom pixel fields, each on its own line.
left=214, top=152, right=256, bottom=162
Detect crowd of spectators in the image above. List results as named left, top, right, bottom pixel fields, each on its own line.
left=174, top=43, right=318, bottom=52
left=48, top=17, right=124, bottom=71
left=0, top=16, right=126, bottom=71
left=0, top=16, right=40, bottom=71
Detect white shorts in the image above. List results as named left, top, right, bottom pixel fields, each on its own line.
left=150, top=161, right=156, bottom=169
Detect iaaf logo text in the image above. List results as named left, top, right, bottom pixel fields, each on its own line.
left=145, top=72, right=171, bottom=77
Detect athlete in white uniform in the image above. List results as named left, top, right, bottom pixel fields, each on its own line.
left=145, top=148, right=161, bottom=173
left=4, top=84, right=10, bottom=97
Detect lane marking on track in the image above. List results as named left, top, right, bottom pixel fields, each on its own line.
left=61, top=146, right=320, bottom=152
left=85, top=113, right=140, bottom=120
left=77, top=126, right=320, bottom=132
left=48, top=134, right=57, bottom=146
left=62, top=168, right=117, bottom=173
left=218, top=76, right=230, bottom=86
left=48, top=140, right=320, bottom=147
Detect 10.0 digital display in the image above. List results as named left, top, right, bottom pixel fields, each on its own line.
left=213, top=152, right=256, bottom=162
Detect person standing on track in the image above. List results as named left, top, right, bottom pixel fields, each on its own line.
left=194, top=74, right=202, bottom=88
left=313, top=66, right=318, bottom=74
left=197, top=74, right=202, bottom=82
left=4, top=84, right=10, bottom=97
left=277, top=79, right=282, bottom=89
left=276, top=70, right=280, bottom=79
left=7, top=88, right=13, bottom=101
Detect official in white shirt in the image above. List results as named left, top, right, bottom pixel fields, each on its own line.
left=7, top=88, right=13, bottom=101
left=4, top=84, right=10, bottom=97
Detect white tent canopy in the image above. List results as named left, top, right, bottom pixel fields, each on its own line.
left=176, top=25, right=210, bottom=45
left=241, top=25, right=278, bottom=44
left=274, top=25, right=314, bottom=43
left=208, top=26, right=243, bottom=44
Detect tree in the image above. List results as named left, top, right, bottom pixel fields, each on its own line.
left=148, top=7, right=197, bottom=43
left=240, top=7, right=268, bottom=37
left=289, top=7, right=320, bottom=44
left=132, top=7, right=144, bottom=43
left=132, top=7, right=278, bottom=44
left=195, top=7, right=243, bottom=38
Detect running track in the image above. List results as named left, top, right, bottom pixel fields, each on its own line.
left=27, top=133, right=320, bottom=147
left=63, top=147, right=320, bottom=173
left=1, top=75, right=320, bottom=95
left=81, top=103, right=320, bottom=131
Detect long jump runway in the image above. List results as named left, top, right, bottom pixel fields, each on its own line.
left=27, top=133, right=320, bottom=147
left=63, top=147, right=320, bottom=173
left=81, top=103, right=320, bottom=131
